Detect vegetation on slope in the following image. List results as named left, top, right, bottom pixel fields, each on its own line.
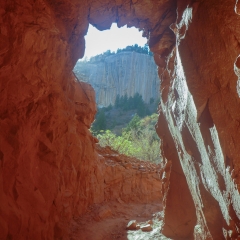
left=91, top=93, right=158, bottom=134
left=88, top=44, right=153, bottom=62
left=91, top=93, right=161, bottom=163
left=85, top=47, right=160, bottom=163
left=96, top=114, right=161, bottom=163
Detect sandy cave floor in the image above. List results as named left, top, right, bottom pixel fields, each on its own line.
left=67, top=201, right=171, bottom=240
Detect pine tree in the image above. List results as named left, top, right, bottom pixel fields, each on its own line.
left=122, top=93, right=128, bottom=110
left=115, top=94, right=120, bottom=108
left=92, top=109, right=106, bottom=133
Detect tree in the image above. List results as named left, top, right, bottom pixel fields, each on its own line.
left=125, top=114, right=141, bottom=132
left=128, top=96, right=134, bottom=110
left=91, top=108, right=106, bottom=133
left=115, top=94, right=120, bottom=108
left=98, top=109, right=106, bottom=130
left=130, top=128, right=160, bottom=163
left=119, top=95, right=125, bottom=106
left=105, top=104, right=113, bottom=111
left=135, top=95, right=145, bottom=117
left=122, top=93, right=129, bottom=110
left=97, top=130, right=137, bottom=156
left=97, top=113, right=162, bottom=163
left=149, top=97, right=154, bottom=104
left=143, top=44, right=149, bottom=54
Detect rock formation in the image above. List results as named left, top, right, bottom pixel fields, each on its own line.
left=95, top=145, right=162, bottom=204
left=1, top=0, right=240, bottom=239
left=74, top=52, right=159, bottom=107
left=156, top=2, right=240, bottom=239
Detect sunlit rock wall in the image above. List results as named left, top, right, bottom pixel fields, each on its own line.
left=156, top=1, right=240, bottom=239
left=74, top=52, right=159, bottom=106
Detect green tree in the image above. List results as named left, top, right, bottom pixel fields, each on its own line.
left=119, top=95, right=124, bottom=106
left=122, top=93, right=129, bottom=110
left=125, top=114, right=141, bottom=132
left=97, top=130, right=137, bottom=156
left=97, top=113, right=161, bottom=163
left=143, top=44, right=149, bottom=54
left=92, top=108, right=106, bottom=133
left=115, top=94, right=120, bottom=108
left=105, top=104, right=113, bottom=111
left=128, top=96, right=134, bottom=110
left=136, top=96, right=146, bottom=117
left=149, top=97, right=154, bottom=104
left=130, top=128, right=160, bottom=162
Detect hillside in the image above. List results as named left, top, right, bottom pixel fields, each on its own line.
left=96, top=113, right=161, bottom=163
left=89, top=90, right=161, bottom=163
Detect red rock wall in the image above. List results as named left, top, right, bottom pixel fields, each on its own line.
left=157, top=1, right=240, bottom=239
left=1, top=0, right=240, bottom=239
left=0, top=1, right=96, bottom=238
left=0, top=1, right=166, bottom=239
left=95, top=145, right=162, bottom=204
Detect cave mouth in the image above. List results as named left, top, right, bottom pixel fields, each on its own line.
left=69, top=22, right=164, bottom=238
left=73, top=23, right=162, bottom=163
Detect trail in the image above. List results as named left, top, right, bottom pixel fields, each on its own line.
left=68, top=201, right=171, bottom=240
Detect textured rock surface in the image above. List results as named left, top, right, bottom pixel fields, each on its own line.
left=157, top=1, right=240, bottom=239
left=126, top=220, right=137, bottom=230
left=74, top=52, right=159, bottom=107
left=1, top=0, right=240, bottom=239
left=96, top=145, right=162, bottom=203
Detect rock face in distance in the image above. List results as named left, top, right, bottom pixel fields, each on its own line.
left=74, top=52, right=160, bottom=107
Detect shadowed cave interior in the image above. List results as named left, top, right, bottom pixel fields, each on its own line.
left=1, top=1, right=240, bottom=239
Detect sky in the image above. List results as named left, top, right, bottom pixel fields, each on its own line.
left=81, top=23, right=147, bottom=60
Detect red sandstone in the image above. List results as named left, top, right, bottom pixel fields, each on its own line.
left=1, top=0, right=240, bottom=239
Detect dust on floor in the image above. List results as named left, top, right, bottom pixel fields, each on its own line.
left=68, top=200, right=171, bottom=240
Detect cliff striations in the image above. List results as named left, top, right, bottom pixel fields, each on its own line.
left=1, top=0, right=240, bottom=239
left=74, top=52, right=159, bottom=107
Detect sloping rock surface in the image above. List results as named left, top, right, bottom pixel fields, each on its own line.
left=95, top=145, right=163, bottom=203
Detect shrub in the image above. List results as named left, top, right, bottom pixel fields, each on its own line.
left=97, top=113, right=161, bottom=163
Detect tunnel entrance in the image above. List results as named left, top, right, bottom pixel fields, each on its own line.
left=69, top=22, right=166, bottom=239
left=73, top=23, right=162, bottom=163
left=3, top=0, right=239, bottom=239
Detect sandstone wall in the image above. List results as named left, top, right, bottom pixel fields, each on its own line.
left=1, top=0, right=240, bottom=239
left=74, top=52, right=159, bottom=106
left=157, top=1, right=240, bottom=239
left=0, top=0, right=97, bottom=238
left=95, top=145, right=162, bottom=204
left=0, top=0, right=168, bottom=239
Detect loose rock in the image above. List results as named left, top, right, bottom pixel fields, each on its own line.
left=126, top=220, right=137, bottom=230
left=140, top=224, right=152, bottom=232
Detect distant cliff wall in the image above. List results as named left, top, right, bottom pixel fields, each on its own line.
left=74, top=52, right=159, bottom=107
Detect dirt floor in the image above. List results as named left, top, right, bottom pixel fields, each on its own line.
left=68, top=201, right=171, bottom=240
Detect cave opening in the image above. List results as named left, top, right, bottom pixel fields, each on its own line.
left=3, top=1, right=240, bottom=239
left=70, top=22, right=165, bottom=239
left=74, top=23, right=162, bottom=164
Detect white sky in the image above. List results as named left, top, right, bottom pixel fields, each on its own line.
left=81, top=23, right=147, bottom=60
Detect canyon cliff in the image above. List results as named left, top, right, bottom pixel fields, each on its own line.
left=1, top=0, right=240, bottom=239
left=74, top=51, right=159, bottom=107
